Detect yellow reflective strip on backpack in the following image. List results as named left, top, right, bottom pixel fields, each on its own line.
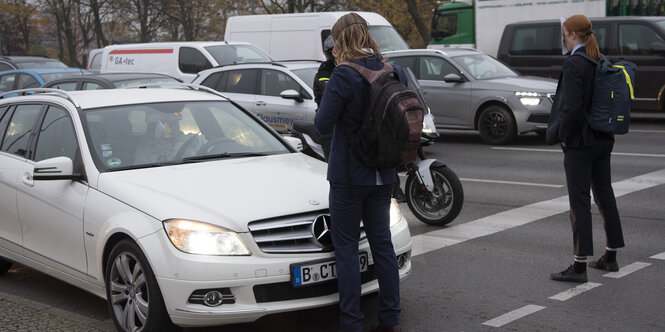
left=614, top=65, right=635, bottom=100
left=318, top=77, right=330, bottom=81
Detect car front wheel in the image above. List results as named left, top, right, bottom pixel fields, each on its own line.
left=478, top=106, right=516, bottom=145
left=105, top=239, right=178, bottom=332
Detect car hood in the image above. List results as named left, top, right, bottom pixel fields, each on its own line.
left=475, top=76, right=557, bottom=93
left=96, top=153, right=329, bottom=232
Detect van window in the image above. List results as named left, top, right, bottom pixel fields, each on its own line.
left=179, top=47, right=212, bottom=74
left=419, top=56, right=460, bottom=81
left=369, top=26, right=410, bottom=52
left=619, top=24, right=665, bottom=55
left=510, top=26, right=555, bottom=55
left=204, top=45, right=271, bottom=66
left=222, top=69, right=258, bottom=94
left=433, top=14, right=458, bottom=40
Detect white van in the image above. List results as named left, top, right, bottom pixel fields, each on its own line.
left=224, top=11, right=409, bottom=61
left=98, top=41, right=273, bottom=82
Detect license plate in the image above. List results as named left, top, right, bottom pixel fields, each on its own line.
left=291, top=252, right=369, bottom=287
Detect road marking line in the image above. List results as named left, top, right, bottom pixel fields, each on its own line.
left=603, top=262, right=651, bottom=278
left=491, top=147, right=665, bottom=158
left=482, top=305, right=546, bottom=327
left=460, top=178, right=564, bottom=188
left=411, top=169, right=665, bottom=257
left=630, top=129, right=665, bottom=133
left=650, top=252, right=665, bottom=260
left=548, top=282, right=602, bottom=301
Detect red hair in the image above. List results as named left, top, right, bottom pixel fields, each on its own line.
left=564, top=14, right=600, bottom=61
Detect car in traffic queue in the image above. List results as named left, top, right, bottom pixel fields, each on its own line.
left=192, top=61, right=321, bottom=132
left=0, top=86, right=412, bottom=331
left=0, top=68, right=90, bottom=96
left=0, top=55, right=68, bottom=71
left=43, top=72, right=182, bottom=90
left=384, top=48, right=557, bottom=144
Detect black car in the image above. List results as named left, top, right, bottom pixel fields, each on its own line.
left=498, top=16, right=665, bottom=112
left=42, top=72, right=182, bottom=90
left=0, top=56, right=68, bottom=71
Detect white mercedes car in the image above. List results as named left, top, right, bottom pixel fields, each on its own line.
left=0, top=87, right=412, bottom=331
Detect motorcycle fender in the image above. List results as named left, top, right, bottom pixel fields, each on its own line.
left=414, top=159, right=447, bottom=191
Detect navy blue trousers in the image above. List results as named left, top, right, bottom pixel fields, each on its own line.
left=563, top=134, right=625, bottom=257
left=329, top=183, right=400, bottom=332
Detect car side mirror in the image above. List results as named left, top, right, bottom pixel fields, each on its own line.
left=652, top=42, right=665, bottom=55
left=443, top=73, right=465, bottom=83
left=33, top=156, right=81, bottom=181
left=280, top=89, right=304, bottom=103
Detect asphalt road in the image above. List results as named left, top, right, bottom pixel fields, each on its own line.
left=1, top=115, right=664, bottom=332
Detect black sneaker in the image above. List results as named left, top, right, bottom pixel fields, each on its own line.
left=550, top=265, right=588, bottom=283
left=589, top=255, right=619, bottom=272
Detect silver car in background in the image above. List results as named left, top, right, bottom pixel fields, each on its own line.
left=385, top=48, right=557, bottom=144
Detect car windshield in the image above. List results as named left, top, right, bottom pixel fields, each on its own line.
left=656, top=19, right=665, bottom=31
left=291, top=67, right=317, bottom=89
left=204, top=45, right=272, bottom=66
left=40, top=71, right=86, bottom=82
left=451, top=54, right=518, bottom=80
left=369, top=26, right=410, bottom=52
left=82, top=100, right=290, bottom=172
left=114, top=77, right=181, bottom=88
left=16, top=61, right=68, bottom=69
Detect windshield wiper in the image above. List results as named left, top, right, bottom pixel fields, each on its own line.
left=182, top=152, right=272, bottom=163
left=108, top=161, right=181, bottom=171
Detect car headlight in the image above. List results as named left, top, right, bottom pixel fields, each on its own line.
left=516, top=91, right=542, bottom=106
left=164, top=219, right=251, bottom=255
left=389, top=198, right=403, bottom=228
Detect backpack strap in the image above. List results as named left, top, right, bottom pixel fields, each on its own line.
left=338, top=62, right=394, bottom=84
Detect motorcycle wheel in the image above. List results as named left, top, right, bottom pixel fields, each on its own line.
left=405, top=165, right=464, bottom=226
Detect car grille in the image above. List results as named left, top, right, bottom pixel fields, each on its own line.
left=253, top=265, right=377, bottom=303
left=527, top=114, right=550, bottom=124
left=248, top=210, right=366, bottom=253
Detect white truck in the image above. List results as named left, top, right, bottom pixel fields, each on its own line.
left=428, top=0, right=606, bottom=56
left=224, top=11, right=409, bottom=61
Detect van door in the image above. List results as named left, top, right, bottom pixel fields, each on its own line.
left=613, top=22, right=665, bottom=111
left=178, top=47, right=213, bottom=83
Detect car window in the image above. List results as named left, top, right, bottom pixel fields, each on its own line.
left=619, top=24, right=665, bottom=55
left=222, top=69, right=259, bottom=94
left=291, top=67, right=317, bottom=90
left=0, top=62, right=12, bottom=71
left=0, top=74, right=17, bottom=91
left=204, top=45, right=272, bottom=65
left=83, top=82, right=105, bottom=90
left=41, top=72, right=84, bottom=82
left=260, top=69, right=300, bottom=97
left=16, top=61, right=68, bottom=69
left=82, top=101, right=289, bottom=171
left=419, top=56, right=460, bottom=81
left=34, top=106, right=78, bottom=162
left=510, top=26, right=555, bottom=55
left=200, top=72, right=224, bottom=90
left=178, top=47, right=212, bottom=74
left=1, top=104, right=42, bottom=157
left=49, top=81, right=78, bottom=91
left=386, top=56, right=417, bottom=77
left=18, top=74, right=40, bottom=89
left=451, top=54, right=517, bottom=80
left=0, top=107, right=11, bottom=147
left=369, top=26, right=410, bottom=52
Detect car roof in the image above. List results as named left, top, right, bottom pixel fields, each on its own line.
left=0, top=56, right=62, bottom=63
left=0, top=88, right=228, bottom=109
left=278, top=60, right=323, bottom=70
left=0, top=68, right=88, bottom=75
left=385, top=48, right=482, bottom=58
left=76, top=72, right=176, bottom=81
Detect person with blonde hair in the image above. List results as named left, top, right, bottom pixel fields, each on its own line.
left=547, top=14, right=625, bottom=283
left=315, top=13, right=406, bottom=332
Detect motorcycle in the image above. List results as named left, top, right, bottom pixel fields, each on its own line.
left=289, top=69, right=463, bottom=226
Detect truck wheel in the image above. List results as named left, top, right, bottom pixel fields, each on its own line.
left=105, top=239, right=179, bottom=332
left=478, top=106, right=516, bottom=145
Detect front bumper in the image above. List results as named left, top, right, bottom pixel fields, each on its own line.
left=140, top=215, right=412, bottom=327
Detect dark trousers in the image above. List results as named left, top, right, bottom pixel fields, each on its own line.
left=329, top=183, right=400, bottom=332
left=563, top=135, right=625, bottom=257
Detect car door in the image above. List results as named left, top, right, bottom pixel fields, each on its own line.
left=0, top=105, right=26, bottom=254
left=213, top=69, right=258, bottom=113
left=256, top=69, right=316, bottom=129
left=417, top=56, right=473, bottom=128
left=16, top=105, right=88, bottom=276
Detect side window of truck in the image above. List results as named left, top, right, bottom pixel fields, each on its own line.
left=510, top=26, right=555, bottom=55
left=433, top=14, right=458, bottom=40
left=619, top=24, right=665, bottom=55
left=179, top=47, right=212, bottom=74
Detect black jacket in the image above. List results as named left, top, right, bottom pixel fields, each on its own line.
left=547, top=49, right=599, bottom=147
left=313, top=59, right=335, bottom=107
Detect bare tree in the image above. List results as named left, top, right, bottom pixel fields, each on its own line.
left=0, top=0, right=36, bottom=54
left=118, top=0, right=167, bottom=42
